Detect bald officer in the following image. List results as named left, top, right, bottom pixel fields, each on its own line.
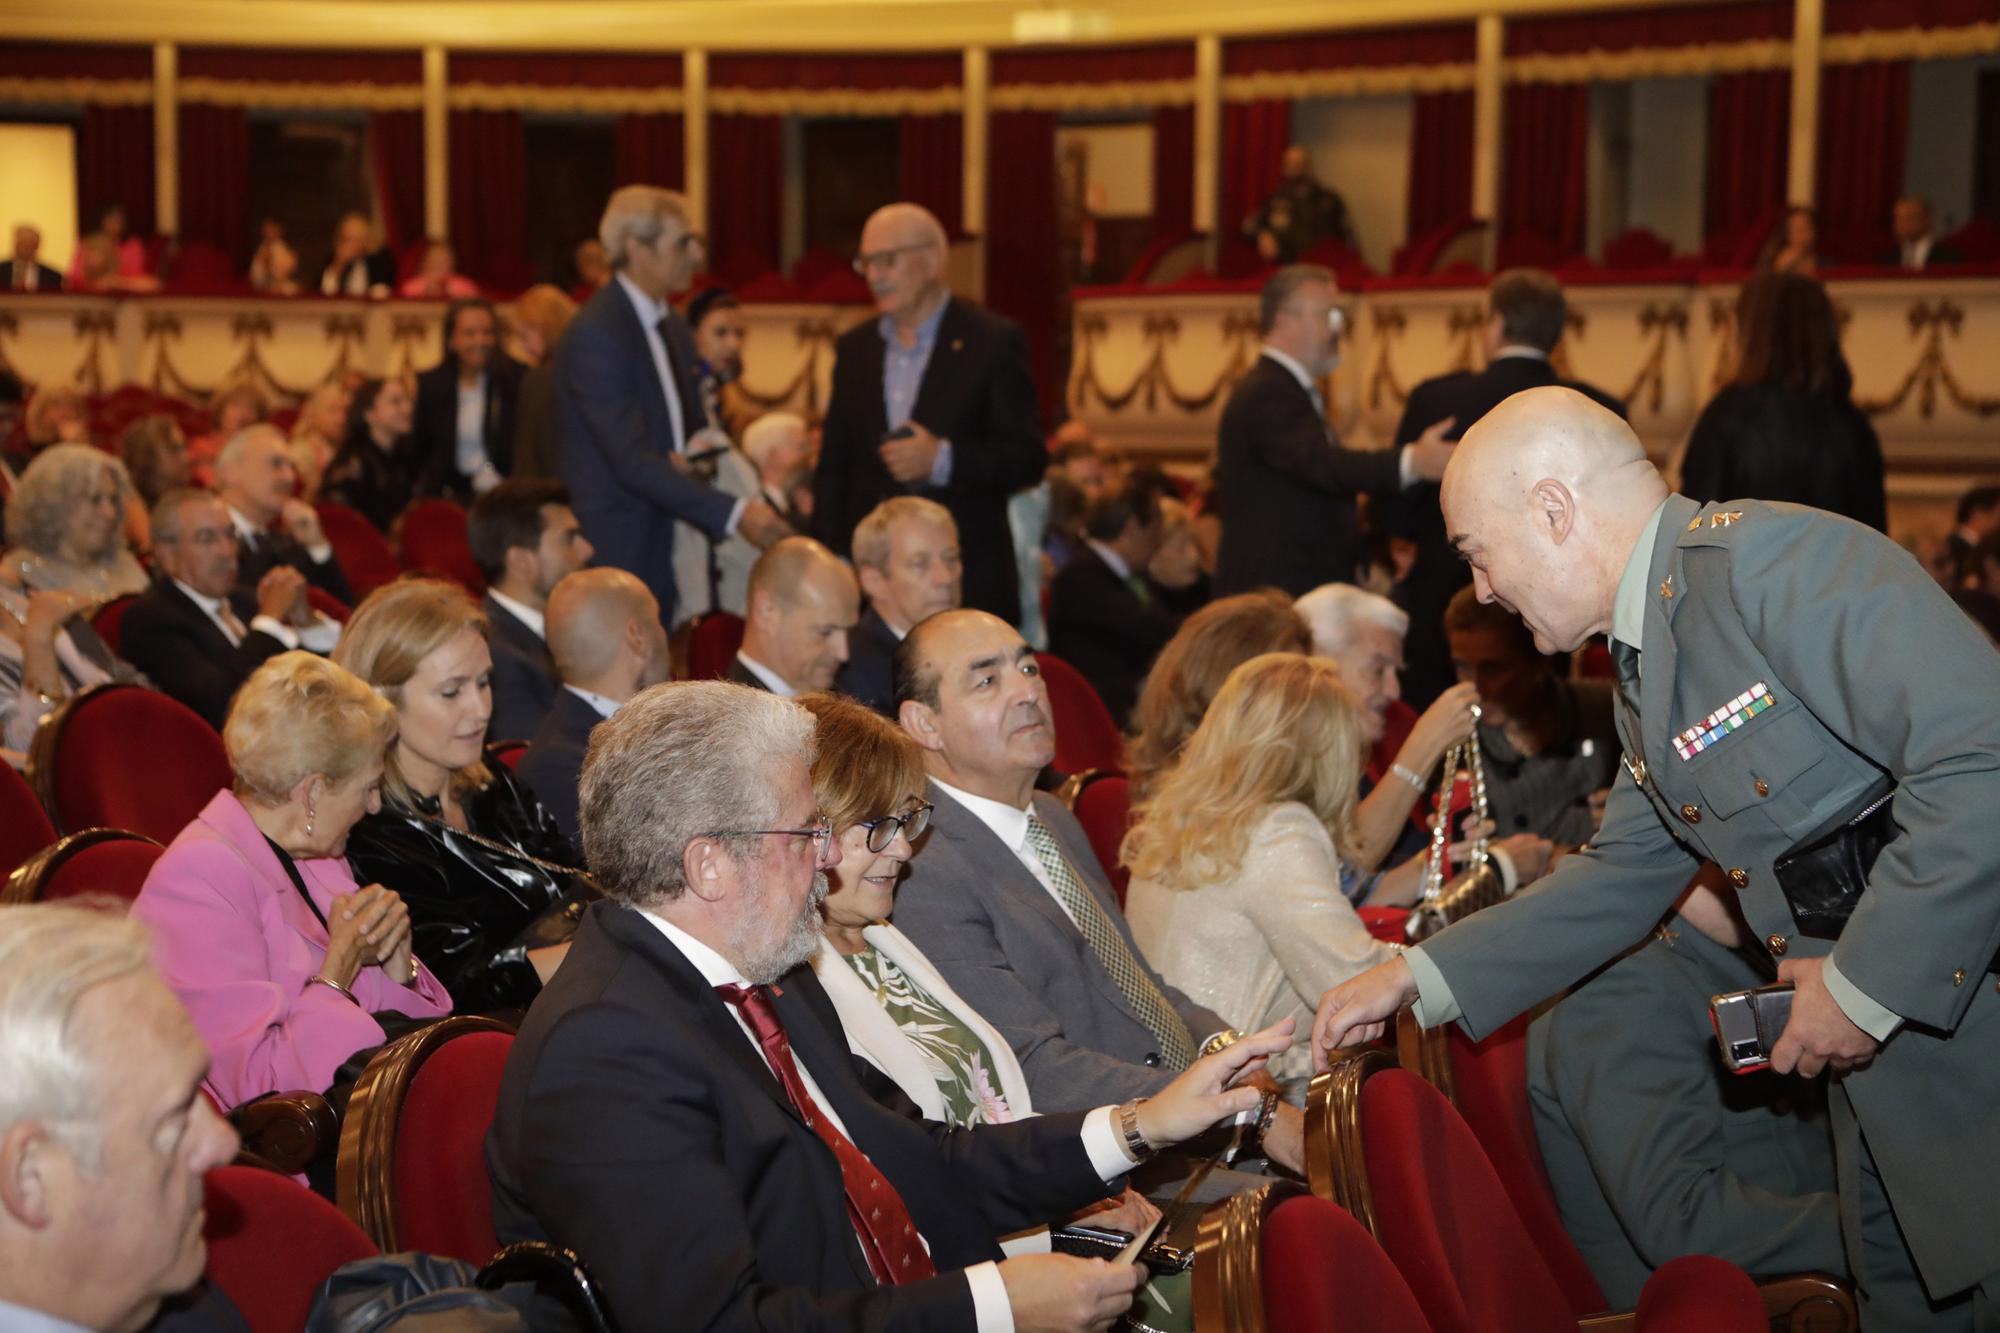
left=1314, top=387, right=2000, bottom=1329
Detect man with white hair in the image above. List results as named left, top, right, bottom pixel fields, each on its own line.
left=555, top=185, right=790, bottom=625
left=487, top=679, right=1292, bottom=1332
left=815, top=201, right=1045, bottom=624
left=213, top=423, right=350, bottom=605
left=0, top=903, right=241, bottom=1331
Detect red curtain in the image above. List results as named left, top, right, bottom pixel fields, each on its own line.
left=1220, top=101, right=1291, bottom=241
left=1406, top=90, right=1474, bottom=238
left=448, top=109, right=531, bottom=293
left=1225, top=23, right=1476, bottom=74
left=370, top=111, right=426, bottom=256
left=177, top=104, right=248, bottom=262
left=78, top=106, right=156, bottom=240
left=985, top=110, right=1058, bottom=425
left=1151, top=104, right=1194, bottom=239
left=615, top=114, right=685, bottom=189
left=1705, top=70, right=1790, bottom=243
left=1506, top=2, right=1790, bottom=52
left=1815, top=61, right=1911, bottom=261
left=899, top=115, right=963, bottom=238
left=706, top=114, right=783, bottom=284
left=1499, top=83, right=1589, bottom=257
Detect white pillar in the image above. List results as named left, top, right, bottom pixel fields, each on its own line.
left=423, top=46, right=448, bottom=239
left=962, top=47, right=988, bottom=236
left=1194, top=35, right=1221, bottom=236
left=685, top=49, right=709, bottom=238
left=153, top=43, right=177, bottom=236
left=1471, top=14, right=1504, bottom=227
left=1788, top=0, right=1824, bottom=206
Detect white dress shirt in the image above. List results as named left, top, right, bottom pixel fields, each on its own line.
left=486, top=587, right=547, bottom=640
left=194, top=529, right=340, bottom=654
left=0, top=1296, right=89, bottom=1333
left=564, top=684, right=623, bottom=719
left=735, top=652, right=796, bottom=697
left=615, top=272, right=745, bottom=535
left=931, top=778, right=1079, bottom=929
left=1257, top=346, right=1417, bottom=487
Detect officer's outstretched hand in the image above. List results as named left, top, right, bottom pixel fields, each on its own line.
left=1312, top=957, right=1419, bottom=1071
left=1770, top=957, right=1879, bottom=1077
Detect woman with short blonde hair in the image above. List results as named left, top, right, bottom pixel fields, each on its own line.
left=226, top=649, right=399, bottom=804
left=21, top=382, right=86, bottom=452
left=287, top=381, right=352, bottom=501
left=0, top=443, right=148, bottom=598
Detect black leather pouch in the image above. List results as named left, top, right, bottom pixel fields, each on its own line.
left=1771, top=787, right=1896, bottom=939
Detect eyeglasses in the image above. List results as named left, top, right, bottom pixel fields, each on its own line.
left=851, top=242, right=935, bottom=276
left=718, top=818, right=834, bottom=859
left=856, top=801, right=934, bottom=854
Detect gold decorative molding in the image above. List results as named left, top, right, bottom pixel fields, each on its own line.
left=1222, top=63, right=1477, bottom=101
left=712, top=85, right=960, bottom=116
left=1067, top=309, right=1263, bottom=415
left=71, top=310, right=116, bottom=395
left=989, top=78, right=1192, bottom=112
left=1855, top=300, right=2000, bottom=421
left=448, top=82, right=683, bottom=114
left=179, top=76, right=421, bottom=109
left=1620, top=302, right=1689, bottom=415
left=1366, top=305, right=1412, bottom=413
left=0, top=77, right=151, bottom=106
left=734, top=317, right=842, bottom=416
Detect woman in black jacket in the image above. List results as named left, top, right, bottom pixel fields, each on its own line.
left=1680, top=271, right=1886, bottom=531
left=322, top=378, right=417, bottom=533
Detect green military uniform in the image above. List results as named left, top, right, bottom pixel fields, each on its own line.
left=1527, top=918, right=1844, bottom=1308
left=1406, top=494, right=2000, bottom=1327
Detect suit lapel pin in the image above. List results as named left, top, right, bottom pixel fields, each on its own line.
left=1659, top=575, right=1674, bottom=601
left=1687, top=516, right=1703, bottom=532
left=951, top=338, right=963, bottom=352
left=1709, top=511, right=1743, bottom=528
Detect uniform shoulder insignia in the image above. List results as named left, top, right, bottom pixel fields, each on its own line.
left=1708, top=510, right=1744, bottom=528
left=1680, top=502, right=1757, bottom=549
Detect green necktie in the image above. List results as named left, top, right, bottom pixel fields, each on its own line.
left=1126, top=574, right=1152, bottom=607
left=1024, top=813, right=1194, bottom=1070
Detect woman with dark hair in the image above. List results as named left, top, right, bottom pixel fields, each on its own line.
left=322, top=377, right=416, bottom=532
left=1758, top=206, right=1818, bottom=276
left=409, top=296, right=525, bottom=503
left=1679, top=271, right=1886, bottom=530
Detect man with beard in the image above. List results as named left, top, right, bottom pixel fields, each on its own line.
left=487, top=680, right=1294, bottom=1332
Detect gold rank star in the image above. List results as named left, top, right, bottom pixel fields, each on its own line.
left=1710, top=511, right=1744, bottom=528
left=1688, top=515, right=1703, bottom=532
left=1659, top=575, right=1674, bottom=600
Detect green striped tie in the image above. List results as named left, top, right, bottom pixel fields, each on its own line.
left=1024, top=813, right=1194, bottom=1071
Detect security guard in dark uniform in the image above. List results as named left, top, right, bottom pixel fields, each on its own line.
left=1316, top=387, right=2000, bottom=1330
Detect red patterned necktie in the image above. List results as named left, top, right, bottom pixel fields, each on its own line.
left=715, top=982, right=937, bottom=1286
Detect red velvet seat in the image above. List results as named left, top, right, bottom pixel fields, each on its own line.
left=314, top=502, right=403, bottom=602
left=306, top=585, right=351, bottom=623
left=90, top=594, right=137, bottom=656
left=1262, top=1194, right=1431, bottom=1332
left=399, top=499, right=484, bottom=594
left=684, top=611, right=746, bottom=682
left=1062, top=769, right=1132, bottom=905
left=204, top=1164, right=377, bottom=1333
left=1035, top=652, right=1124, bottom=776
left=27, top=684, right=230, bottom=842
left=0, top=762, right=57, bottom=884
left=4, top=827, right=164, bottom=905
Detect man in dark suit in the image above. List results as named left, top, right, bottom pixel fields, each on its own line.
left=555, top=186, right=790, bottom=625
left=1380, top=267, right=1627, bottom=707
left=1047, top=474, right=1177, bottom=727
left=2, top=225, right=63, bottom=292
left=1945, top=485, right=2000, bottom=587
left=121, top=490, right=301, bottom=728
left=467, top=479, right=594, bottom=741
left=316, top=211, right=396, bottom=297
left=834, top=496, right=961, bottom=716
left=1212, top=263, right=1456, bottom=600
left=814, top=203, right=1046, bottom=623
left=1882, top=196, right=1964, bottom=271
left=730, top=537, right=859, bottom=698
left=487, top=678, right=1285, bottom=1332
left=213, top=425, right=351, bottom=605
left=517, top=567, right=666, bottom=843
left=410, top=298, right=527, bottom=503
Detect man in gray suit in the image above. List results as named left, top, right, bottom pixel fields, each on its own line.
left=892, top=609, right=1307, bottom=1175
left=1317, top=387, right=2000, bottom=1328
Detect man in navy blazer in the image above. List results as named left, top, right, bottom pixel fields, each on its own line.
left=554, top=186, right=790, bottom=624
left=834, top=496, right=962, bottom=716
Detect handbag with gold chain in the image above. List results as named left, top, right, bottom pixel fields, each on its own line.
left=1404, top=703, right=1510, bottom=944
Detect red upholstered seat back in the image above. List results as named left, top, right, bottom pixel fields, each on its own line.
left=1264, top=1196, right=1431, bottom=1333
left=688, top=612, right=746, bottom=681
left=1634, top=1254, right=1768, bottom=1331
left=36, top=832, right=164, bottom=905
left=1360, top=1067, right=1576, bottom=1333
left=400, top=500, right=484, bottom=594
left=0, top=763, right=56, bottom=882
left=391, top=1029, right=513, bottom=1262
left=1071, top=773, right=1133, bottom=906
left=204, top=1164, right=377, bottom=1333
left=90, top=594, right=136, bottom=656
left=314, top=503, right=403, bottom=601
left=1449, top=1019, right=1608, bottom=1315
left=1035, top=652, right=1125, bottom=777
left=43, top=687, right=230, bottom=842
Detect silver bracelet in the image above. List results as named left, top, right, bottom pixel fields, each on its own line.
left=1390, top=761, right=1427, bottom=792
left=1117, top=1098, right=1156, bottom=1163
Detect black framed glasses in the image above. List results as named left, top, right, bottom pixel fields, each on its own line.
left=850, top=242, right=936, bottom=276
left=856, top=801, right=933, bottom=853
left=715, top=818, right=834, bottom=859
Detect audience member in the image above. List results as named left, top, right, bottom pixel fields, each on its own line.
left=118, top=414, right=191, bottom=513
left=467, top=478, right=593, bottom=741
left=0, top=443, right=149, bottom=599
left=0, top=579, right=137, bottom=761
left=67, top=205, right=150, bottom=290
left=215, top=424, right=353, bottom=603
left=669, top=407, right=791, bottom=626
left=816, top=202, right=1045, bottom=621
left=398, top=238, right=480, bottom=299
left=835, top=495, right=962, bottom=716
left=1760, top=205, right=1818, bottom=276
left=506, top=284, right=579, bottom=480
left=518, top=567, right=668, bottom=843
left=891, top=608, right=1308, bottom=1174
left=334, top=580, right=589, bottom=1013
left=1146, top=493, right=1210, bottom=623
left=0, top=903, right=243, bottom=1332
left=286, top=380, right=351, bottom=502
left=488, top=677, right=1283, bottom=1330
left=555, top=186, right=788, bottom=625
left=322, top=376, right=417, bottom=533
left=2, top=223, right=63, bottom=291
left=317, top=211, right=395, bottom=298
left=123, top=488, right=331, bottom=728
left=1126, top=653, right=1400, bottom=1086
left=411, top=298, right=525, bottom=502
left=1126, top=589, right=1312, bottom=800
left=1444, top=585, right=1619, bottom=847
left=1213, top=264, right=1453, bottom=599
left=570, top=236, right=611, bottom=298
left=731, top=536, right=860, bottom=696
left=1946, top=484, right=2000, bottom=587
left=247, top=217, right=300, bottom=295
left=1883, top=195, right=1962, bottom=270
left=1047, top=472, right=1177, bottom=726
left=687, top=286, right=756, bottom=440
left=1681, top=271, right=1885, bottom=530
left=131, top=651, right=451, bottom=1110
left=739, top=410, right=812, bottom=526
left=189, top=378, right=270, bottom=485
left=1381, top=267, right=1627, bottom=707
left=18, top=382, right=88, bottom=464
left=1245, top=145, right=1356, bottom=263
left=1049, top=427, right=1114, bottom=503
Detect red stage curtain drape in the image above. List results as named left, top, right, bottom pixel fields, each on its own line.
left=370, top=111, right=426, bottom=256
left=1407, top=90, right=1474, bottom=238
left=615, top=114, right=685, bottom=189
left=1220, top=101, right=1291, bottom=240
left=1224, top=23, right=1475, bottom=74
left=985, top=110, right=1058, bottom=425
left=707, top=114, right=783, bottom=284
left=1506, top=1, right=1790, bottom=52
left=899, top=115, right=963, bottom=238
left=1705, top=70, right=1791, bottom=244
left=1151, top=105, right=1194, bottom=239
left=1815, top=61, right=1911, bottom=261
left=447, top=109, right=530, bottom=292
left=78, top=105, right=156, bottom=239
left=177, top=104, right=248, bottom=263
left=1499, top=83, right=1589, bottom=258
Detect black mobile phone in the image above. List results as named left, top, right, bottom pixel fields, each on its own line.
left=1709, top=981, right=1795, bottom=1073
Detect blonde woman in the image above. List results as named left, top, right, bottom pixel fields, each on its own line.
left=1123, top=652, right=1400, bottom=1083
left=287, top=381, right=352, bottom=501
left=508, top=284, right=579, bottom=480
left=0, top=443, right=149, bottom=599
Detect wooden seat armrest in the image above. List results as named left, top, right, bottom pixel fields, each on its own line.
left=228, top=1090, right=338, bottom=1177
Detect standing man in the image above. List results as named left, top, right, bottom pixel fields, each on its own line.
left=815, top=202, right=1045, bottom=623
left=467, top=479, right=594, bottom=742
left=1317, top=387, right=2000, bottom=1329
left=1244, top=146, right=1357, bottom=264
left=835, top=496, right=962, bottom=717
left=554, top=186, right=790, bottom=625
left=1213, top=263, right=1456, bottom=600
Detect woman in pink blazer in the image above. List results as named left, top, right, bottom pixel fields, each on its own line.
left=132, top=652, right=451, bottom=1111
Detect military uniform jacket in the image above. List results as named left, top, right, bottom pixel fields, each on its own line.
left=1417, top=494, right=2000, bottom=1296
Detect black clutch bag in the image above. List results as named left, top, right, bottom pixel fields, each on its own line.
left=1771, top=786, right=1896, bottom=940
